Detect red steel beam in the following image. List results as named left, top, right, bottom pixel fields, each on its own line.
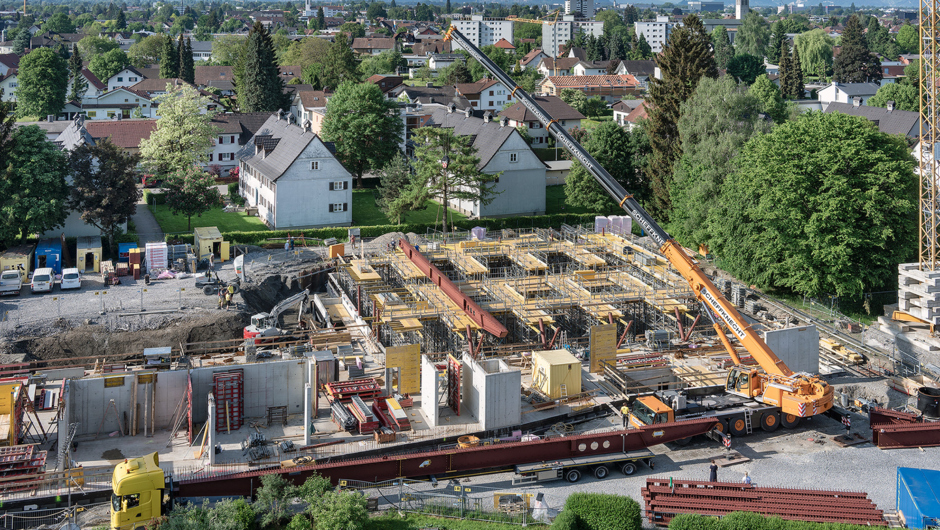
left=869, top=406, right=920, bottom=425
left=617, top=320, right=634, bottom=349
left=399, top=239, right=508, bottom=338
left=872, top=421, right=940, bottom=449
left=674, top=308, right=684, bottom=341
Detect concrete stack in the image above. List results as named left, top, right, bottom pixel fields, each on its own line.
left=898, top=263, right=940, bottom=324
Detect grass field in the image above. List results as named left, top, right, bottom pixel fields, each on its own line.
left=581, top=115, right=614, bottom=130
left=352, top=189, right=468, bottom=227
left=152, top=204, right=269, bottom=234
left=367, top=513, right=542, bottom=530
left=545, top=185, right=605, bottom=215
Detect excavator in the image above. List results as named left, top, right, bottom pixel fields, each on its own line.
left=442, top=27, right=836, bottom=432
left=243, top=288, right=310, bottom=342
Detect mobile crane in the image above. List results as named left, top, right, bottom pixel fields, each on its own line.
left=442, top=26, right=835, bottom=434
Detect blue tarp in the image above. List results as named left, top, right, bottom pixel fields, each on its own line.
left=897, top=467, right=940, bottom=529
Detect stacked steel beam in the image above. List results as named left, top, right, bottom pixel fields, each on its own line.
left=348, top=395, right=379, bottom=434
left=325, top=378, right=381, bottom=403
left=330, top=401, right=357, bottom=432
left=869, top=406, right=940, bottom=449
left=642, top=478, right=886, bottom=527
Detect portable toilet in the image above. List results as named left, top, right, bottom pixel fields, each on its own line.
left=76, top=236, right=102, bottom=273
left=531, top=349, right=582, bottom=399
left=897, top=467, right=940, bottom=529
left=118, top=242, right=138, bottom=263
left=194, top=227, right=228, bottom=262
left=35, top=239, right=63, bottom=274
left=0, top=244, right=35, bottom=281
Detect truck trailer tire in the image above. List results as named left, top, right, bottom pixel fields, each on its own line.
left=621, top=462, right=637, bottom=475
left=565, top=469, right=582, bottom=483
left=593, top=466, right=609, bottom=479
left=781, top=413, right=801, bottom=429
left=761, top=412, right=780, bottom=432
left=729, top=416, right=747, bottom=436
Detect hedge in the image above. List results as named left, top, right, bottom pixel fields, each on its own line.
left=667, top=512, right=893, bottom=530
left=562, top=493, right=641, bottom=530
left=144, top=190, right=167, bottom=206
left=551, top=510, right=584, bottom=530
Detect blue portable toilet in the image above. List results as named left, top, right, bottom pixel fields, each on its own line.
left=34, top=238, right=62, bottom=275
left=897, top=467, right=940, bottom=529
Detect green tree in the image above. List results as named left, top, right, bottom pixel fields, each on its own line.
left=67, top=139, right=141, bottom=257
left=0, top=126, right=69, bottom=243
left=77, top=35, right=119, bottom=59
left=159, top=500, right=211, bottom=530
left=624, top=5, right=639, bottom=25
left=767, top=20, right=787, bottom=65
left=711, top=26, right=734, bottom=69
left=443, top=61, right=472, bottom=85
left=296, top=473, right=333, bottom=503
left=305, top=491, right=368, bottom=530
left=464, top=45, right=513, bottom=81
left=163, top=165, right=222, bottom=231
left=562, top=493, right=642, bottom=530
left=367, top=2, right=387, bottom=20
left=320, top=35, right=361, bottom=91
left=339, top=22, right=366, bottom=39
left=181, top=37, right=196, bottom=84
left=897, top=24, right=918, bottom=54
left=669, top=76, right=771, bottom=247
left=630, top=33, right=653, bottom=60
left=408, top=127, right=500, bottom=233
left=43, top=12, right=75, bottom=33
left=68, top=44, right=88, bottom=102
left=749, top=74, right=787, bottom=123
left=285, top=514, right=313, bottom=530
left=726, top=53, right=766, bottom=85
left=240, top=21, right=290, bottom=112
left=778, top=40, right=797, bottom=99
left=735, top=11, right=770, bottom=58
left=566, top=120, right=645, bottom=212
left=868, top=83, right=918, bottom=111
left=280, top=37, right=331, bottom=71
left=710, top=111, right=916, bottom=298
left=115, top=9, right=126, bottom=30
left=377, top=152, right=418, bottom=224
left=12, top=29, right=31, bottom=55
left=646, top=14, right=717, bottom=217
left=833, top=14, right=881, bottom=83
left=317, top=7, right=326, bottom=31
left=789, top=44, right=804, bottom=98
left=17, top=48, right=69, bottom=119
left=128, top=35, right=165, bottom=68
left=253, top=473, right=295, bottom=528
left=89, top=48, right=129, bottom=83
left=160, top=34, right=179, bottom=78
left=904, top=59, right=922, bottom=87
left=322, top=82, right=402, bottom=188
left=211, top=35, right=246, bottom=67
left=559, top=88, right=589, bottom=116
left=794, top=29, right=834, bottom=78
left=140, top=84, right=220, bottom=176
left=207, top=498, right=256, bottom=530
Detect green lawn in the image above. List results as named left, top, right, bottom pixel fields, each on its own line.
left=151, top=204, right=269, bottom=234
left=581, top=115, right=614, bottom=130
left=367, top=513, right=544, bottom=530
left=352, top=188, right=468, bottom=227
left=545, top=184, right=605, bottom=215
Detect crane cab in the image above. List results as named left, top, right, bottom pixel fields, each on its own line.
left=111, top=452, right=167, bottom=529
left=726, top=366, right=761, bottom=398
left=628, top=396, right=675, bottom=428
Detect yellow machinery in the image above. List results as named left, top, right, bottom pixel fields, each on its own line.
left=111, top=452, right=166, bottom=529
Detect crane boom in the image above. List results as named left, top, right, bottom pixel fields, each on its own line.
left=443, top=26, right=794, bottom=378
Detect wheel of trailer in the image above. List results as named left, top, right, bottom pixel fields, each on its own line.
left=729, top=416, right=747, bottom=437
left=621, top=462, right=637, bottom=476
left=203, top=285, right=214, bottom=295
left=673, top=436, right=692, bottom=446
left=593, top=465, right=609, bottom=480
left=565, top=469, right=582, bottom=483
left=760, top=412, right=780, bottom=432
left=781, top=413, right=801, bottom=429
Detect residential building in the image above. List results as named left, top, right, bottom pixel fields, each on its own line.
left=573, top=60, right=610, bottom=76
left=76, top=68, right=106, bottom=100
left=302, top=2, right=344, bottom=18
left=428, top=54, right=464, bottom=70
left=351, top=37, right=396, bottom=55
left=519, top=49, right=549, bottom=70
left=399, top=85, right=473, bottom=109
left=612, top=60, right=656, bottom=87
left=493, top=38, right=516, bottom=54
left=237, top=112, right=353, bottom=229
left=499, top=95, right=585, bottom=146
left=818, top=82, right=881, bottom=106
left=426, top=105, right=547, bottom=217
left=688, top=1, right=725, bottom=11
left=191, top=40, right=214, bottom=61
left=106, top=66, right=146, bottom=91
left=0, top=70, right=16, bottom=102
left=291, top=89, right=330, bottom=125
left=537, top=57, right=582, bottom=77
left=208, top=113, right=272, bottom=172
left=367, top=75, right=405, bottom=98
left=543, top=17, right=604, bottom=57
left=82, top=119, right=157, bottom=155
left=455, top=79, right=512, bottom=110
left=635, top=17, right=676, bottom=54
left=412, top=40, right=452, bottom=56
left=81, top=88, right=154, bottom=120
left=449, top=16, right=514, bottom=52
left=614, top=100, right=649, bottom=130
left=824, top=100, right=922, bottom=139
left=565, top=0, right=595, bottom=16
left=0, top=53, right=18, bottom=76
left=128, top=78, right=195, bottom=98
left=540, top=75, right=642, bottom=101
left=702, top=19, right=743, bottom=43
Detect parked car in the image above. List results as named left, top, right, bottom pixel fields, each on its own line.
left=60, top=268, right=81, bottom=290
left=0, top=270, right=22, bottom=296
left=30, top=268, right=54, bottom=293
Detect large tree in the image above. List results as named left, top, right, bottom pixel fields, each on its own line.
left=669, top=76, right=771, bottom=247
left=896, top=24, right=918, bottom=54
left=377, top=152, right=420, bottom=224
left=407, top=127, right=499, bottom=234
left=709, top=111, right=916, bottom=298
left=12, top=29, right=31, bottom=55
left=833, top=14, right=881, bottom=83
left=68, top=43, right=88, bottom=102
left=140, top=84, right=220, bottom=176
left=767, top=20, right=787, bottom=65
left=180, top=37, right=196, bottom=84
left=711, top=26, right=734, bottom=70
left=749, top=74, right=787, bottom=124
left=43, top=12, right=75, bottom=34
left=17, top=48, right=69, bottom=119
left=163, top=166, right=222, bottom=231
left=726, top=54, right=766, bottom=85
left=646, top=14, right=717, bottom=218
left=735, top=11, right=770, bottom=59
left=67, top=139, right=141, bottom=255
left=240, top=21, right=290, bottom=112
left=160, top=34, right=179, bottom=78
left=128, top=34, right=167, bottom=68
left=321, top=82, right=402, bottom=188
left=794, top=29, right=834, bottom=79
left=0, top=126, right=69, bottom=243
left=565, top=120, right=648, bottom=212
left=868, top=83, right=918, bottom=111
left=78, top=35, right=119, bottom=59
left=89, top=48, right=129, bottom=83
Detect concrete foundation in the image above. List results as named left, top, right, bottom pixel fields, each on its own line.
left=420, top=356, right=441, bottom=427
left=461, top=355, right=522, bottom=430
left=763, top=325, right=820, bottom=374
left=898, top=263, right=940, bottom=323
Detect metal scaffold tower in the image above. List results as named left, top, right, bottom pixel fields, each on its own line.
left=921, top=0, right=940, bottom=270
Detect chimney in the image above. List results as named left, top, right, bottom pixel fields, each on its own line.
left=887, top=100, right=895, bottom=112
left=464, top=106, right=472, bottom=118
left=483, top=111, right=492, bottom=123
left=303, top=119, right=312, bottom=132
left=447, top=103, right=456, bottom=113
left=276, top=109, right=284, bottom=121
left=47, top=115, right=55, bottom=122
left=499, top=115, right=508, bottom=127
left=852, top=96, right=862, bottom=107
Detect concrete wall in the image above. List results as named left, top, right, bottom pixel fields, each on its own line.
left=421, top=355, right=439, bottom=427
left=763, top=324, right=820, bottom=374
left=461, top=355, right=521, bottom=430
left=274, top=136, right=352, bottom=229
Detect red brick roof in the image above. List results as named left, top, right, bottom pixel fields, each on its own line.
left=543, top=74, right=640, bottom=88
left=84, top=119, right=157, bottom=149
left=351, top=37, right=395, bottom=50
left=624, top=102, right=650, bottom=123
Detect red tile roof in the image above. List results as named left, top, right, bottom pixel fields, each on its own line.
left=84, top=119, right=157, bottom=149
left=455, top=78, right=501, bottom=96
left=624, top=102, right=650, bottom=123
left=351, top=37, right=395, bottom=50
left=543, top=74, right=640, bottom=88
left=494, top=38, right=515, bottom=49
left=81, top=68, right=105, bottom=90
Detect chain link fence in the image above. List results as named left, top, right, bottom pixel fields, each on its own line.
left=0, top=503, right=108, bottom=530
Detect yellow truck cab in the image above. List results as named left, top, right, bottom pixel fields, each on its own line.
left=111, top=452, right=166, bottom=529
left=628, top=396, right=675, bottom=428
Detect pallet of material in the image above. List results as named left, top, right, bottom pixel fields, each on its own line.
left=371, top=399, right=395, bottom=431
left=374, top=427, right=396, bottom=443
left=348, top=395, right=379, bottom=434
left=325, top=378, right=381, bottom=403
left=385, top=397, right=411, bottom=431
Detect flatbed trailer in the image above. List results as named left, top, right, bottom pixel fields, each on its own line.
left=513, top=449, right=655, bottom=484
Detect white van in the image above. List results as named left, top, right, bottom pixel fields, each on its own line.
left=30, top=267, right=54, bottom=293
left=60, top=268, right=81, bottom=290
left=0, top=270, right=22, bottom=296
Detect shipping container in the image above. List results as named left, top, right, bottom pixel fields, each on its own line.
left=34, top=239, right=62, bottom=275
left=897, top=467, right=940, bottom=529
left=76, top=236, right=102, bottom=273
left=532, top=349, right=582, bottom=399
left=0, top=244, right=35, bottom=280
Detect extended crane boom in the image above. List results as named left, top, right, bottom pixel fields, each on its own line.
left=444, top=27, right=833, bottom=420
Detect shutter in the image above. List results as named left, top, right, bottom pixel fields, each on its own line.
left=343, top=203, right=348, bottom=212
left=329, top=182, right=334, bottom=191
left=329, top=204, right=334, bottom=212
left=343, top=181, right=349, bottom=190
left=209, top=154, right=213, bottom=161
left=218, top=136, right=223, bottom=144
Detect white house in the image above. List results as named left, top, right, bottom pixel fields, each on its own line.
left=0, top=70, right=16, bottom=102
left=190, top=40, right=213, bottom=61
left=817, top=82, right=881, bottom=106
left=76, top=68, right=106, bottom=101
left=542, top=17, right=604, bottom=58
left=237, top=112, right=353, bottom=229
left=81, top=88, right=155, bottom=120
left=106, top=66, right=146, bottom=91
left=611, top=99, right=645, bottom=127
left=207, top=113, right=271, bottom=173
left=519, top=49, right=549, bottom=71
left=427, top=105, right=547, bottom=218
left=428, top=54, right=463, bottom=70
left=499, top=95, right=585, bottom=147
left=572, top=61, right=610, bottom=76
left=455, top=79, right=513, bottom=110
left=0, top=53, right=19, bottom=76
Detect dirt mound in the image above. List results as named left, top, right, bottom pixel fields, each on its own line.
left=240, top=273, right=306, bottom=315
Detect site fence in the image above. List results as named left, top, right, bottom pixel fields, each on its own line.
left=338, top=478, right=555, bottom=526
left=0, top=502, right=109, bottom=530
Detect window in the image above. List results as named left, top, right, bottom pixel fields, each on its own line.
left=311, top=161, right=319, bottom=170
left=329, top=203, right=347, bottom=212
left=107, top=111, right=115, bottom=118
left=329, top=181, right=348, bottom=190
left=510, top=153, right=517, bottom=163
left=87, top=111, right=97, bottom=117
left=209, top=154, right=214, bottom=161
left=231, top=135, right=235, bottom=144
left=130, top=77, right=137, bottom=81
left=117, top=77, right=123, bottom=82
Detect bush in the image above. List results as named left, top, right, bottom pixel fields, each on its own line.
left=562, top=493, right=641, bottom=530
left=285, top=514, right=313, bottom=530
left=720, top=512, right=767, bottom=530
left=552, top=509, right=585, bottom=530
left=306, top=490, right=368, bottom=530
left=228, top=182, right=246, bottom=206
left=208, top=498, right=256, bottom=530
left=669, top=514, right=720, bottom=530
left=668, top=512, right=892, bottom=530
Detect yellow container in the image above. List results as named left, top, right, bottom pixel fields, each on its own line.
left=0, top=244, right=35, bottom=280
left=532, top=349, right=582, bottom=399
left=76, top=236, right=102, bottom=273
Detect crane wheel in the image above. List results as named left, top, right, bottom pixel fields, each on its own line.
left=712, top=419, right=728, bottom=434
left=621, top=462, right=637, bottom=475
left=565, top=469, right=582, bottom=483
left=729, top=417, right=747, bottom=437
left=593, top=465, right=609, bottom=479
left=761, top=412, right=780, bottom=432
left=781, top=413, right=801, bottom=429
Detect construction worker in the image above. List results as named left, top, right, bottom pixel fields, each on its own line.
left=742, top=471, right=751, bottom=485
left=620, top=404, right=630, bottom=428
left=218, top=288, right=225, bottom=310
left=225, top=290, right=233, bottom=310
